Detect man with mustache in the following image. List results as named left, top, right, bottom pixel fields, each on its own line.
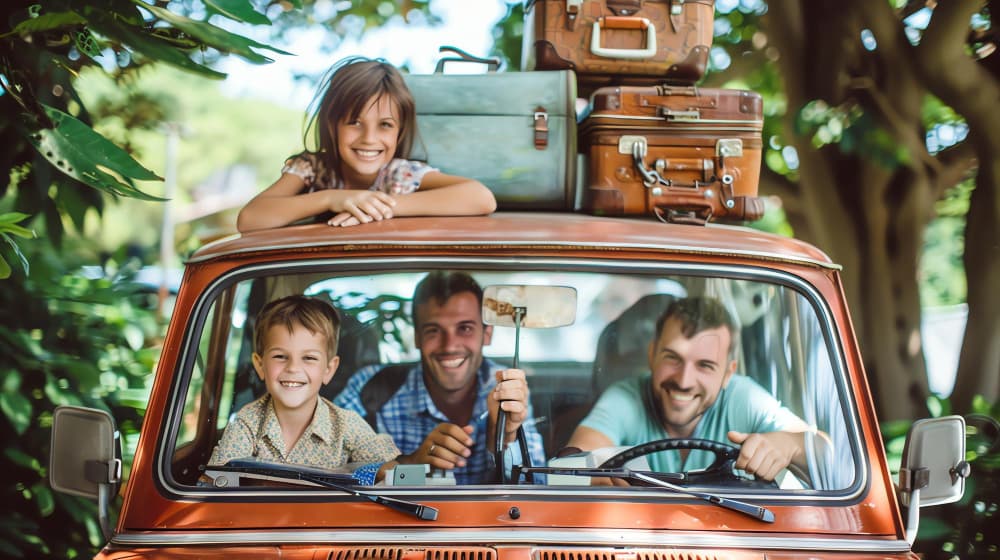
left=335, top=271, right=544, bottom=484
left=567, top=296, right=815, bottom=483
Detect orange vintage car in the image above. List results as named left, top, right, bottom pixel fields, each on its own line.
left=50, top=212, right=967, bottom=558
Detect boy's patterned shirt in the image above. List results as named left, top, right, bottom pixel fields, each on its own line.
left=282, top=153, right=437, bottom=194
left=209, top=395, right=400, bottom=469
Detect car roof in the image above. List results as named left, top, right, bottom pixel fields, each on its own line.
left=189, top=212, right=838, bottom=270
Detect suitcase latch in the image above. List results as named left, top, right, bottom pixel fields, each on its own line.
left=716, top=138, right=743, bottom=158
left=618, top=135, right=646, bottom=156
left=565, top=0, right=582, bottom=30
left=658, top=108, right=701, bottom=121
left=533, top=108, right=549, bottom=150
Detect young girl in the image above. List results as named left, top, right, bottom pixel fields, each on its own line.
left=237, top=57, right=497, bottom=232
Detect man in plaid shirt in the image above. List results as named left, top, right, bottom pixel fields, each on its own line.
left=335, top=271, right=545, bottom=484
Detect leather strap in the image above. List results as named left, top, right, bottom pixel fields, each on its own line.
left=564, top=0, right=581, bottom=31
left=729, top=196, right=766, bottom=221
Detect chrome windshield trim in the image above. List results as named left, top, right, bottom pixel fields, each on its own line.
left=110, top=528, right=910, bottom=552
left=159, top=257, right=867, bottom=505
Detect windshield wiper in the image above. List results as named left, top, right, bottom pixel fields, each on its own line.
left=205, top=461, right=438, bottom=521
left=519, top=466, right=774, bottom=523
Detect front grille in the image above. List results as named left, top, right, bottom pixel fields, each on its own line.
left=326, top=547, right=498, bottom=560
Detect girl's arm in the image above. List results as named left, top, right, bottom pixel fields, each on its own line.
left=328, top=172, right=496, bottom=227
left=237, top=173, right=396, bottom=233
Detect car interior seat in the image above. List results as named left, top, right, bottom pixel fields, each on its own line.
left=230, top=279, right=386, bottom=417
left=592, top=293, right=676, bottom=396
left=545, top=293, right=674, bottom=457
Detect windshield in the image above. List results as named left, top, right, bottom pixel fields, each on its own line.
left=169, top=264, right=860, bottom=495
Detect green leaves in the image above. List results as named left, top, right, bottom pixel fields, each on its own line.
left=28, top=105, right=163, bottom=201
left=140, top=2, right=292, bottom=64
left=204, top=0, right=273, bottom=26
left=0, top=213, right=36, bottom=280
left=84, top=15, right=228, bottom=79
left=0, top=390, right=33, bottom=437
left=2, top=10, right=86, bottom=36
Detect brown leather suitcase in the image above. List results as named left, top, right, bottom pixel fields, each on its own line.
left=522, top=0, right=715, bottom=95
left=579, top=85, right=764, bottom=223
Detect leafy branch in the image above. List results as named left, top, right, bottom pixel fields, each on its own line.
left=0, top=0, right=291, bottom=272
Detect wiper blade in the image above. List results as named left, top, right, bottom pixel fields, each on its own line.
left=629, top=471, right=774, bottom=523
left=296, top=472, right=438, bottom=521
left=520, top=466, right=774, bottom=523
left=206, top=461, right=438, bottom=521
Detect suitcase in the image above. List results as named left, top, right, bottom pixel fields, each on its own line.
left=579, top=85, right=764, bottom=223
left=404, top=48, right=578, bottom=210
left=522, top=0, right=715, bottom=95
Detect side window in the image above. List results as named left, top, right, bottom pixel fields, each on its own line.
left=171, top=282, right=252, bottom=485
left=174, top=302, right=215, bottom=452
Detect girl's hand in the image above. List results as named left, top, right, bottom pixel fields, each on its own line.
left=328, top=213, right=361, bottom=227
left=328, top=191, right=396, bottom=226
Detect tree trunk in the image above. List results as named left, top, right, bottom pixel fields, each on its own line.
left=764, top=0, right=934, bottom=420
left=950, top=151, right=1000, bottom=411
left=911, top=0, right=1000, bottom=412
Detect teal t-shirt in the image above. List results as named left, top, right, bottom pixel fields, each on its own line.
left=580, top=374, right=801, bottom=473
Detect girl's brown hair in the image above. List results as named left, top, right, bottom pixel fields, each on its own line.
left=301, top=56, right=417, bottom=187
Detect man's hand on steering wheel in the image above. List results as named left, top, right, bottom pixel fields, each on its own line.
left=727, top=430, right=802, bottom=482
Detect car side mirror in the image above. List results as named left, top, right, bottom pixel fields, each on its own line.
left=898, top=415, right=969, bottom=544
left=49, top=405, right=121, bottom=540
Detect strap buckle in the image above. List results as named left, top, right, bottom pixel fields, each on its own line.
left=533, top=108, right=549, bottom=150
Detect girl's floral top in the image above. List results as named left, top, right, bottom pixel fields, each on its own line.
left=282, top=152, right=438, bottom=195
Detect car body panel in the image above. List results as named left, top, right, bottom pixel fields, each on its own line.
left=111, top=215, right=907, bottom=557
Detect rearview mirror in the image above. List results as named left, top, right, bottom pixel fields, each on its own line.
left=482, top=284, right=577, bottom=329
left=482, top=284, right=576, bottom=484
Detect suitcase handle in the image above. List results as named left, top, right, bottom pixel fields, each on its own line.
left=434, top=45, right=501, bottom=73
left=653, top=195, right=765, bottom=225
left=591, top=17, right=658, bottom=60
left=631, top=139, right=738, bottom=204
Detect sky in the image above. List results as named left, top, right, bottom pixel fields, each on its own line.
left=217, top=0, right=509, bottom=111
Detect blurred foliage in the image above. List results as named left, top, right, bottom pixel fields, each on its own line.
left=72, top=64, right=303, bottom=256
left=490, top=1, right=523, bottom=71
left=796, top=101, right=910, bottom=169
left=920, top=180, right=970, bottom=307
left=0, top=0, right=296, bottom=556
left=0, top=0, right=288, bottom=274
left=254, top=0, right=438, bottom=41
left=0, top=241, right=162, bottom=558
left=882, top=395, right=1000, bottom=558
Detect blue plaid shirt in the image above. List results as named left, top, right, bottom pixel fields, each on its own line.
left=334, top=359, right=546, bottom=485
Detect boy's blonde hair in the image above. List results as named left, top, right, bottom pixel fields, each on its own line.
left=254, top=295, right=341, bottom=357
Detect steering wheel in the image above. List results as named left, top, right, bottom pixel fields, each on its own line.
left=597, top=437, right=778, bottom=489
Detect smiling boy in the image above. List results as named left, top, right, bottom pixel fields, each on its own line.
left=209, top=295, right=400, bottom=482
